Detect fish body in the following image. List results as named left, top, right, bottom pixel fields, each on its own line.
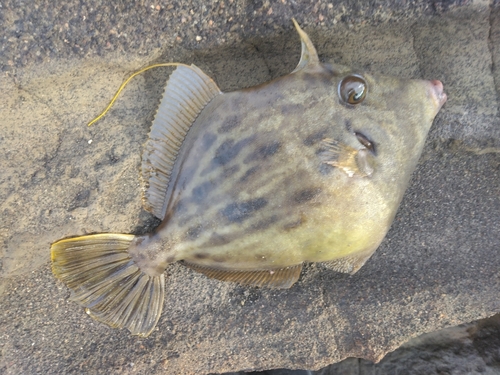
left=51, top=20, right=447, bottom=336
left=131, top=69, right=440, bottom=275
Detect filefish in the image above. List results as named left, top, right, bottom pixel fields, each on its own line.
left=51, top=20, right=447, bottom=337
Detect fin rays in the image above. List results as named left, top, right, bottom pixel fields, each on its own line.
left=184, top=262, right=302, bottom=289
left=321, top=138, right=373, bottom=177
left=322, top=250, right=375, bottom=275
left=141, top=65, right=221, bottom=220
left=51, top=234, right=165, bottom=337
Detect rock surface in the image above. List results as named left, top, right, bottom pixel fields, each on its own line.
left=222, top=313, right=500, bottom=374
left=1, top=1, right=499, bottom=374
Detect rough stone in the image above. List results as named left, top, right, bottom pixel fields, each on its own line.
left=226, top=313, right=500, bottom=375
left=1, top=1, right=499, bottom=374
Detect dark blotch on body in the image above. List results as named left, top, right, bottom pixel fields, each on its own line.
left=223, top=164, right=240, bottom=179
left=344, top=119, right=353, bottom=133
left=173, top=199, right=188, bottom=215
left=293, top=188, right=322, bottom=204
left=203, top=232, right=233, bottom=247
left=251, top=215, right=280, bottom=231
left=218, top=115, right=240, bottom=133
left=201, top=132, right=217, bottom=152
left=319, top=162, right=334, bottom=176
left=177, top=211, right=197, bottom=228
left=221, top=198, right=268, bottom=223
left=304, top=129, right=328, bottom=146
left=184, top=225, right=203, bottom=241
left=240, top=166, right=260, bottom=183
left=244, top=141, right=281, bottom=164
left=283, top=217, right=304, bottom=231
left=191, top=181, right=216, bottom=204
left=213, top=136, right=255, bottom=167
left=194, top=253, right=210, bottom=259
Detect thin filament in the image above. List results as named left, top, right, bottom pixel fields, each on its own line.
left=87, top=62, right=191, bottom=127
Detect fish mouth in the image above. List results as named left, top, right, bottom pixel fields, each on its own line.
left=427, top=79, right=447, bottom=112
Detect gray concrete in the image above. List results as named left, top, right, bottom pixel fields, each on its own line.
left=1, top=1, right=499, bottom=374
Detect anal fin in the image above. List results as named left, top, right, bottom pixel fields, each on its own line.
left=183, top=262, right=302, bottom=289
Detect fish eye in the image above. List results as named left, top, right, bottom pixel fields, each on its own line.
left=339, top=75, right=367, bottom=105
left=355, top=131, right=376, bottom=154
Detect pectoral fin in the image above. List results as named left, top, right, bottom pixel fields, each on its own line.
left=183, top=262, right=302, bottom=289
left=321, top=138, right=374, bottom=177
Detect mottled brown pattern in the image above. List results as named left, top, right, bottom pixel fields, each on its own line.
left=221, top=164, right=241, bottom=178
left=283, top=216, right=305, bottom=232
left=292, top=188, right=322, bottom=204
left=184, top=225, right=203, bottom=241
left=344, top=119, right=353, bottom=133
left=243, top=141, right=281, bottom=164
left=135, top=24, right=443, bottom=285
left=217, top=115, right=240, bottom=133
left=303, top=128, right=329, bottom=146
left=250, top=215, right=280, bottom=231
left=239, top=165, right=260, bottom=183
left=191, top=181, right=217, bottom=203
left=213, top=136, right=256, bottom=167
left=220, top=197, right=268, bottom=224
left=200, top=132, right=218, bottom=151
left=193, top=253, right=210, bottom=259
left=202, top=232, right=234, bottom=247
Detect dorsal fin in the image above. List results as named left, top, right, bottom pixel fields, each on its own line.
left=292, top=18, right=321, bottom=73
left=183, top=262, right=303, bottom=289
left=141, top=64, right=221, bottom=219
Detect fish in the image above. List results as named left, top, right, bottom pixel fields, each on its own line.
left=51, top=19, right=447, bottom=337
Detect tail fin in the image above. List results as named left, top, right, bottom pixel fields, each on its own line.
left=51, top=233, right=165, bottom=337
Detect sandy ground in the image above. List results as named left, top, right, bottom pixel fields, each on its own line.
left=1, top=1, right=499, bottom=374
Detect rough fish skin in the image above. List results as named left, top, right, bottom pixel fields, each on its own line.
left=129, top=66, right=445, bottom=276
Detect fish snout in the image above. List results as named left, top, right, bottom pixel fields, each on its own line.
left=427, top=79, right=447, bottom=112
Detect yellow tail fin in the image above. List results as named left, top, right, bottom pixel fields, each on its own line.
left=51, top=233, right=165, bottom=337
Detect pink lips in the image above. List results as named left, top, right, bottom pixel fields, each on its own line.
left=428, top=79, right=447, bottom=110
